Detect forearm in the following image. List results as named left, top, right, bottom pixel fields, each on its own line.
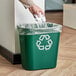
left=19, top=0, right=44, bottom=15
left=19, top=0, right=35, bottom=7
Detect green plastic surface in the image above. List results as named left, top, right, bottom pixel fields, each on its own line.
left=19, top=33, right=60, bottom=70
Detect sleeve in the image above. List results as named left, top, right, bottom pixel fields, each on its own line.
left=19, top=0, right=35, bottom=7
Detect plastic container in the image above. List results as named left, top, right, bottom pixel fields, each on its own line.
left=17, top=22, right=62, bottom=70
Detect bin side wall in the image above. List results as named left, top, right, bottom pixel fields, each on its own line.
left=19, top=33, right=60, bottom=70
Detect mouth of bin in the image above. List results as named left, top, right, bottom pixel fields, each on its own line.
left=17, top=22, right=62, bottom=35
left=17, top=22, right=62, bottom=30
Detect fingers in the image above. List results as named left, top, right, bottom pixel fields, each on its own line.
left=29, top=7, right=39, bottom=16
left=36, top=7, right=45, bottom=16
left=39, top=10, right=45, bottom=16
left=29, top=5, right=45, bottom=16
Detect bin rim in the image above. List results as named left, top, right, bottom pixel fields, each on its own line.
left=17, top=22, right=62, bottom=31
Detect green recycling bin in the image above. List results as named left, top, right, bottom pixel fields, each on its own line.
left=17, top=22, right=62, bottom=70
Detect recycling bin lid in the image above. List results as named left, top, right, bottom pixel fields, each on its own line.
left=17, top=22, right=62, bottom=35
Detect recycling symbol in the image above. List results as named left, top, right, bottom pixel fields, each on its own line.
left=36, top=35, right=53, bottom=50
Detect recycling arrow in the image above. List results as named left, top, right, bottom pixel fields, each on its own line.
left=36, top=35, right=53, bottom=51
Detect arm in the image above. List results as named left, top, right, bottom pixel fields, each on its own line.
left=19, top=0, right=35, bottom=7
left=19, top=0, right=44, bottom=16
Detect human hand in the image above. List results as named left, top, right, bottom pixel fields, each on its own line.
left=29, top=4, right=45, bottom=16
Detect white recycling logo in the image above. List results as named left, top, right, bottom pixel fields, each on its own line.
left=36, top=35, right=53, bottom=50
